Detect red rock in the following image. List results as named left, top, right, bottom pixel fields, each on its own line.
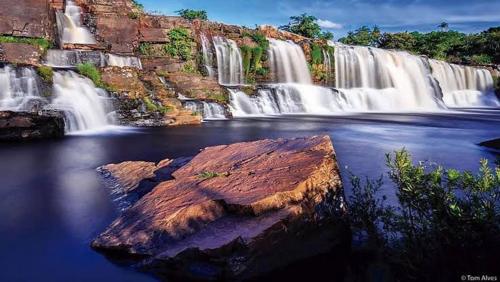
left=99, top=161, right=158, bottom=193
left=0, top=43, right=43, bottom=66
left=0, top=0, right=53, bottom=38
left=92, top=136, right=346, bottom=280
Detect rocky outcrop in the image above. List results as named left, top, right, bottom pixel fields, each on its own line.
left=0, top=0, right=53, bottom=38
left=479, top=138, right=500, bottom=151
left=0, top=111, right=65, bottom=141
left=92, top=136, right=347, bottom=280
left=0, top=43, right=43, bottom=66
left=165, top=72, right=226, bottom=101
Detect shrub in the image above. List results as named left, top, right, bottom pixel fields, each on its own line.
left=128, top=11, right=140, bottom=19
left=197, top=171, right=228, bottom=179
left=143, top=97, right=158, bottom=112
left=165, top=28, right=194, bottom=61
left=0, top=36, right=52, bottom=51
left=138, top=42, right=152, bottom=56
left=348, top=149, right=500, bottom=280
left=240, top=45, right=253, bottom=75
left=175, top=9, right=208, bottom=21
left=311, top=43, right=323, bottom=65
left=37, top=66, right=53, bottom=83
left=76, top=63, right=103, bottom=88
left=470, top=54, right=493, bottom=65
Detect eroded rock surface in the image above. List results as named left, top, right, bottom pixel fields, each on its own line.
left=0, top=43, right=43, bottom=66
left=93, top=136, right=346, bottom=280
left=0, top=111, right=65, bottom=141
left=0, top=0, right=53, bottom=38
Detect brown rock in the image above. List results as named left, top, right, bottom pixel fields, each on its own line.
left=92, top=136, right=346, bottom=280
left=0, top=111, right=65, bottom=141
left=0, top=0, right=53, bottom=38
left=99, top=161, right=158, bottom=193
left=0, top=43, right=43, bottom=66
left=95, top=15, right=139, bottom=54
left=165, top=72, right=225, bottom=101
left=101, top=67, right=147, bottom=98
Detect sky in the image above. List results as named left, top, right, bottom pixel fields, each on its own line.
left=139, top=0, right=500, bottom=39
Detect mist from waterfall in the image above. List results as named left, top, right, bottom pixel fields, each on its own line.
left=213, top=36, right=244, bottom=85
left=51, top=71, right=113, bottom=132
left=334, top=44, right=444, bottom=110
left=106, top=54, right=143, bottom=69
left=268, top=39, right=312, bottom=84
left=200, top=34, right=216, bottom=78
left=56, top=0, right=96, bottom=45
left=429, top=60, right=499, bottom=107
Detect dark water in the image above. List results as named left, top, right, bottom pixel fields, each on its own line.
left=0, top=111, right=499, bottom=281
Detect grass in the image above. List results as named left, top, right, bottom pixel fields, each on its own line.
left=37, top=66, right=53, bottom=83
left=197, top=171, right=228, bottom=180
left=0, top=36, right=52, bottom=51
left=143, top=97, right=172, bottom=114
left=76, top=63, right=104, bottom=88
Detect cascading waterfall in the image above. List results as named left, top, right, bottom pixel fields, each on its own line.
left=200, top=34, right=216, bottom=78
left=0, top=66, right=46, bottom=111
left=322, top=48, right=334, bottom=86
left=213, top=36, right=244, bottom=85
left=50, top=71, right=113, bottom=132
left=334, top=44, right=443, bottom=110
left=56, top=0, right=96, bottom=45
left=429, top=59, right=499, bottom=107
left=45, top=49, right=106, bottom=68
left=268, top=39, right=312, bottom=84
left=184, top=100, right=226, bottom=120
left=106, top=54, right=143, bottom=69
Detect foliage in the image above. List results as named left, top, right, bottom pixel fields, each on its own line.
left=339, top=26, right=381, bottom=47
left=143, top=97, right=171, bottom=114
left=197, top=171, right=228, bottom=180
left=249, top=32, right=269, bottom=50
left=165, top=28, right=194, bottom=61
left=175, top=9, right=208, bottom=21
left=138, top=42, right=152, bottom=56
left=207, top=91, right=228, bottom=104
left=310, top=63, right=327, bottom=82
left=76, top=63, right=104, bottom=88
left=128, top=11, right=140, bottom=19
left=318, top=31, right=334, bottom=41
left=36, top=66, right=53, bottom=83
left=181, top=61, right=198, bottom=74
left=280, top=14, right=321, bottom=39
left=348, top=149, right=500, bottom=280
left=311, top=43, right=323, bottom=65
left=378, top=32, right=417, bottom=51
left=0, top=36, right=52, bottom=51
left=241, top=45, right=253, bottom=75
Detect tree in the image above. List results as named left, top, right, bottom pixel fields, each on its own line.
left=319, top=31, right=334, bottom=41
left=338, top=26, right=381, bottom=47
left=175, top=9, right=208, bottom=21
left=378, top=32, right=417, bottom=51
left=438, top=22, right=449, bottom=32
left=279, top=14, right=322, bottom=39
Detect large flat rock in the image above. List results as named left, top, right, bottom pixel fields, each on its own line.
left=0, top=111, right=65, bottom=141
left=0, top=0, right=52, bottom=38
left=92, top=136, right=347, bottom=280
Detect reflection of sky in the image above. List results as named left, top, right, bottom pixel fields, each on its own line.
left=138, top=0, right=500, bottom=38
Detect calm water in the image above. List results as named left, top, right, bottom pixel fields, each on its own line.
left=0, top=110, right=499, bottom=281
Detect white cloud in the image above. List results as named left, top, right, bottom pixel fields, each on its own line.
left=317, top=19, right=343, bottom=29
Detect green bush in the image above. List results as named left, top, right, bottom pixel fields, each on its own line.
left=138, top=42, right=152, bottom=56
left=197, top=171, right=228, bottom=179
left=165, top=28, right=194, bottom=61
left=0, top=36, right=52, bottom=51
left=240, top=45, right=253, bottom=75
left=76, top=63, right=104, bottom=88
left=311, top=43, right=323, bottom=65
left=470, top=54, right=493, bottom=65
left=175, top=9, right=208, bottom=20
left=348, top=149, right=500, bottom=280
left=36, top=66, right=53, bottom=83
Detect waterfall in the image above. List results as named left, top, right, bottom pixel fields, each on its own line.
left=322, top=48, right=334, bottom=86
left=429, top=60, right=499, bottom=107
left=45, top=50, right=106, bottom=68
left=200, top=34, right=216, bottom=78
left=56, top=0, right=96, bottom=45
left=268, top=39, right=312, bottom=84
left=334, top=44, right=443, bottom=110
left=106, top=54, right=142, bottom=69
left=0, top=66, right=46, bottom=111
left=184, top=100, right=226, bottom=120
left=213, top=36, right=244, bottom=85
left=50, top=71, right=112, bottom=132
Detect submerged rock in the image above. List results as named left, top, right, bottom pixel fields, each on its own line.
left=479, top=138, right=500, bottom=151
left=0, top=111, right=64, bottom=141
left=92, top=136, right=347, bottom=280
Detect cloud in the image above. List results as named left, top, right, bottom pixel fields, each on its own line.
left=317, top=19, right=343, bottom=29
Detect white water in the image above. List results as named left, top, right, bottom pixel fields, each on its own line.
left=268, top=39, right=312, bottom=84
left=106, top=54, right=142, bottom=69
left=50, top=71, right=112, bottom=132
left=229, top=84, right=436, bottom=116
left=334, top=44, right=443, bottom=111
left=213, top=36, right=244, bottom=85
left=184, top=100, right=226, bottom=120
left=56, top=0, right=96, bottom=45
left=45, top=50, right=106, bottom=68
left=323, top=48, right=334, bottom=86
left=200, top=34, right=216, bottom=78
left=0, top=66, right=46, bottom=111
left=429, top=60, right=499, bottom=107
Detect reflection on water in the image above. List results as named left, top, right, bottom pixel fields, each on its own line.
left=0, top=110, right=498, bottom=281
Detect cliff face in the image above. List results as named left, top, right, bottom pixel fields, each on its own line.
left=0, top=0, right=54, bottom=38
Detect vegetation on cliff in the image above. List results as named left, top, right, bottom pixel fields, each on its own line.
left=240, top=31, right=270, bottom=83
left=349, top=149, right=500, bottom=280
left=340, top=26, right=500, bottom=65
left=0, top=36, right=52, bottom=51
left=176, top=9, right=208, bottom=20
left=279, top=13, right=333, bottom=40
left=76, top=63, right=104, bottom=88
left=165, top=28, right=194, bottom=61
left=36, top=66, right=53, bottom=83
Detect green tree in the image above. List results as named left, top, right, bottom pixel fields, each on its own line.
left=175, top=9, right=208, bottom=20
left=279, top=14, right=322, bottom=38
left=339, top=26, right=381, bottom=47
left=378, top=32, right=417, bottom=51
left=438, top=21, right=449, bottom=32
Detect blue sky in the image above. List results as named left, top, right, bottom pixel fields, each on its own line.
left=139, top=0, right=500, bottom=39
